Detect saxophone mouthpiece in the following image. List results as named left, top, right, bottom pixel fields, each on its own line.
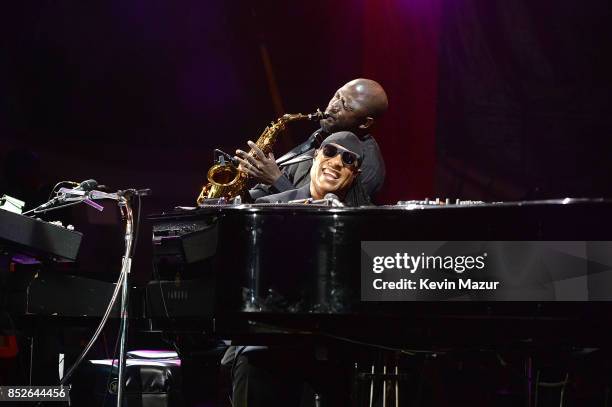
left=309, top=109, right=329, bottom=121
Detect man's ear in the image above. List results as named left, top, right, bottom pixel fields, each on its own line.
left=358, top=116, right=374, bottom=131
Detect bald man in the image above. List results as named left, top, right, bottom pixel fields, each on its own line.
left=235, top=78, right=388, bottom=201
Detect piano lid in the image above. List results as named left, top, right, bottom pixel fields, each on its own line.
left=149, top=197, right=612, bottom=219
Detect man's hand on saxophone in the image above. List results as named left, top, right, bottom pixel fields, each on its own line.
left=234, top=140, right=283, bottom=185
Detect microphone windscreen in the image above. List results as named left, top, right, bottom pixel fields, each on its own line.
left=78, top=179, right=99, bottom=191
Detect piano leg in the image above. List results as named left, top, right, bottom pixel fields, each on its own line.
left=526, top=355, right=533, bottom=407
left=394, top=365, right=399, bottom=407
left=369, top=364, right=375, bottom=407
left=363, top=353, right=404, bottom=407
left=28, top=336, right=33, bottom=384
left=382, top=365, right=387, bottom=407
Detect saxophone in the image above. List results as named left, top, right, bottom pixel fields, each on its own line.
left=196, top=110, right=326, bottom=204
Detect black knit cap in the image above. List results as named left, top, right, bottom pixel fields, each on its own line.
left=320, top=131, right=364, bottom=163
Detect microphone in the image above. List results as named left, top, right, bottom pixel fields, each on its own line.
left=75, top=179, right=99, bottom=191
left=307, top=193, right=345, bottom=207
left=323, top=193, right=344, bottom=207
left=27, top=179, right=99, bottom=213
left=54, top=179, right=99, bottom=200
left=214, top=149, right=239, bottom=166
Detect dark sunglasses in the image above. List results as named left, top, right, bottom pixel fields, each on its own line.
left=321, top=144, right=360, bottom=167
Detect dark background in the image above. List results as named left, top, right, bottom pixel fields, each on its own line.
left=1, top=0, right=611, bottom=281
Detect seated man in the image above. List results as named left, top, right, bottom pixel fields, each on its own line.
left=224, top=132, right=368, bottom=407
left=255, top=131, right=370, bottom=206
left=235, top=78, right=388, bottom=202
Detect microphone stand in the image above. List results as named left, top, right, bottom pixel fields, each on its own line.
left=115, top=191, right=134, bottom=406
left=88, top=189, right=135, bottom=406
left=31, top=186, right=142, bottom=407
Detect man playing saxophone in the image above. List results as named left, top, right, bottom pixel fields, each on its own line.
left=234, top=78, right=389, bottom=202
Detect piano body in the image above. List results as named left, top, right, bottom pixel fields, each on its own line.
left=148, top=199, right=612, bottom=348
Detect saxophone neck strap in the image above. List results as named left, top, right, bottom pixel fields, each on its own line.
left=276, top=130, right=327, bottom=166
left=278, top=150, right=315, bottom=167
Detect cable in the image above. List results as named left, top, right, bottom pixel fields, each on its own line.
left=47, top=181, right=78, bottom=202
left=23, top=200, right=84, bottom=216
left=33, top=200, right=84, bottom=214
left=25, top=191, right=139, bottom=407
left=33, top=268, right=124, bottom=407
left=60, top=195, right=135, bottom=386
left=131, top=195, right=141, bottom=257
left=22, top=203, right=50, bottom=216
left=23, top=180, right=77, bottom=216
left=60, top=265, right=127, bottom=386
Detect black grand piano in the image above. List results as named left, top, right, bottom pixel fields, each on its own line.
left=147, top=198, right=612, bottom=348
